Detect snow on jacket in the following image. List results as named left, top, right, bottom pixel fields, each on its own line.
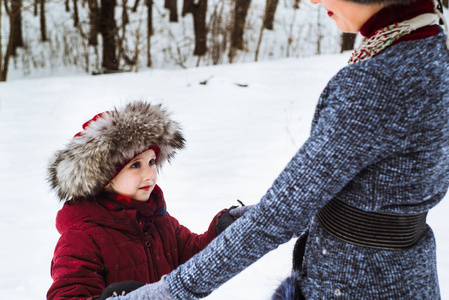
left=47, top=185, right=224, bottom=300
left=163, top=28, right=449, bottom=300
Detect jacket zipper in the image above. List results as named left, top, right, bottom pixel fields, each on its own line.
left=134, top=219, right=158, bottom=282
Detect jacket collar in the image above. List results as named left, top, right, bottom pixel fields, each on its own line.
left=360, top=0, right=439, bottom=42
left=56, top=185, right=167, bottom=234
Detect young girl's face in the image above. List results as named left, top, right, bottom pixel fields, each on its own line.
left=105, top=149, right=157, bottom=201
left=310, top=0, right=384, bottom=33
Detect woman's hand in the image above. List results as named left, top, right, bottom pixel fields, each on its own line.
left=106, top=276, right=173, bottom=300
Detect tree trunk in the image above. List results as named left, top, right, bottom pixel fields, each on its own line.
left=230, top=0, right=251, bottom=50
left=40, top=0, right=47, bottom=41
left=209, top=1, right=226, bottom=65
left=341, top=32, right=356, bottom=52
left=65, top=0, right=70, bottom=12
left=100, top=0, right=118, bottom=70
left=87, top=0, right=100, bottom=46
left=122, top=0, right=129, bottom=25
left=146, top=0, right=153, bottom=66
left=443, top=0, right=448, bottom=8
left=34, top=0, right=38, bottom=16
left=316, top=7, right=321, bottom=55
left=131, top=0, right=139, bottom=12
left=164, top=0, right=178, bottom=22
left=293, top=0, right=301, bottom=9
left=192, top=0, right=207, bottom=56
left=118, top=0, right=128, bottom=64
left=10, top=0, right=24, bottom=56
left=263, top=0, right=278, bottom=30
left=3, top=32, right=13, bottom=81
left=0, top=0, right=3, bottom=81
left=181, top=0, right=192, bottom=16
left=73, top=0, right=79, bottom=27
left=1, top=0, right=13, bottom=81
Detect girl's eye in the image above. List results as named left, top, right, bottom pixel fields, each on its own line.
left=131, top=162, right=141, bottom=168
left=149, top=158, right=156, bottom=166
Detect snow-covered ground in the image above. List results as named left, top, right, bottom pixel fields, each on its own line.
left=1, top=53, right=448, bottom=299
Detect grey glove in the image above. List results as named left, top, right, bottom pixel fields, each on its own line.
left=107, top=276, right=173, bottom=300
left=229, top=205, right=253, bottom=218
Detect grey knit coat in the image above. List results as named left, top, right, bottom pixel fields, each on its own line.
left=165, top=31, right=449, bottom=299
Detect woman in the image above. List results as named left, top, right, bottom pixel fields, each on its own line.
left=113, top=0, right=449, bottom=299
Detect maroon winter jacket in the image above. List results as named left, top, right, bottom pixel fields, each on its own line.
left=47, top=185, right=224, bottom=300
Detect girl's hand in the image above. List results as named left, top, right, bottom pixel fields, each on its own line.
left=215, top=201, right=254, bottom=235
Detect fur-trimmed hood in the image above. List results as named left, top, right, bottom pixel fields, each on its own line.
left=48, top=101, right=185, bottom=201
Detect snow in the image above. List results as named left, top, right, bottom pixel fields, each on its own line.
left=1, top=53, right=448, bottom=299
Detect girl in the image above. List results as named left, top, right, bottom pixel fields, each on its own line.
left=114, top=0, right=449, bottom=299
left=47, top=101, right=246, bottom=299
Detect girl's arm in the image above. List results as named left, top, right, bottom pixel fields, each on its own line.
left=170, top=209, right=225, bottom=264
left=47, top=230, right=106, bottom=300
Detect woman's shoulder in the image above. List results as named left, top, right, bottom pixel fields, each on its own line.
left=326, top=32, right=448, bottom=103
left=347, top=31, right=449, bottom=78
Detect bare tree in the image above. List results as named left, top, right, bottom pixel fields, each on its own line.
left=73, top=0, right=79, bottom=27
left=145, top=0, right=153, bottom=67
left=87, top=0, right=100, bottom=46
left=341, top=32, right=356, bottom=52
left=33, top=0, right=46, bottom=41
left=208, top=0, right=227, bottom=65
left=0, top=0, right=4, bottom=81
left=229, top=0, right=251, bottom=62
left=183, top=0, right=208, bottom=56
left=40, top=0, right=48, bottom=41
left=230, top=0, right=251, bottom=49
left=181, top=0, right=192, bottom=16
left=294, top=0, right=301, bottom=9
left=286, top=1, right=300, bottom=57
left=1, top=0, right=15, bottom=81
left=131, top=0, right=140, bottom=12
left=100, top=0, right=119, bottom=70
left=117, top=0, right=130, bottom=65
left=164, top=0, right=178, bottom=22
left=263, top=0, right=278, bottom=30
left=9, top=0, right=24, bottom=56
left=316, top=6, right=322, bottom=54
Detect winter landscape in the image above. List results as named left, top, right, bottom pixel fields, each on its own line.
left=1, top=51, right=449, bottom=299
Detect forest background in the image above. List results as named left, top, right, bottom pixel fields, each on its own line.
left=2, top=1, right=449, bottom=299
left=6, top=0, right=446, bottom=81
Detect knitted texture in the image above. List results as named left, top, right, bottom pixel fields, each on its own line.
left=110, top=276, right=173, bottom=300
left=165, top=31, right=449, bottom=299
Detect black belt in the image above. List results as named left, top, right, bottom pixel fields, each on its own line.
left=316, top=199, right=428, bottom=250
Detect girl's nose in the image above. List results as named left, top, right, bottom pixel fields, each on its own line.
left=143, top=167, right=155, bottom=181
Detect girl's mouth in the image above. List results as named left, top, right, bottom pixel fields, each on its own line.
left=327, top=11, right=334, bottom=17
left=139, top=186, right=151, bottom=191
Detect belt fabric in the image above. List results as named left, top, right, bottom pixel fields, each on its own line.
left=316, top=199, right=428, bottom=250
